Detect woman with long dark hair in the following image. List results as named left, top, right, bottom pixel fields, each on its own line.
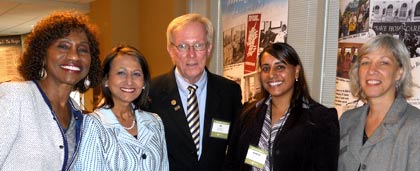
left=224, top=42, right=339, bottom=171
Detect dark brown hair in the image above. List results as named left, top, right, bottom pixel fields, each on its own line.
left=98, top=45, right=151, bottom=110
left=18, top=10, right=101, bottom=93
left=257, top=42, right=312, bottom=106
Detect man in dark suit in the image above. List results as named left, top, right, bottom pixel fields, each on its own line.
left=148, top=13, right=243, bottom=171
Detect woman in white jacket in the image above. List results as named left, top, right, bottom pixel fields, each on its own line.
left=0, top=10, right=101, bottom=171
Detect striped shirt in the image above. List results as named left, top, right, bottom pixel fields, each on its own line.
left=252, top=97, right=290, bottom=171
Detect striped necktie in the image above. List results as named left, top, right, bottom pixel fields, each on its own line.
left=187, top=85, right=200, bottom=153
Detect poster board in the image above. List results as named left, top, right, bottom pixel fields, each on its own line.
left=0, top=35, right=23, bottom=83
left=336, top=0, right=420, bottom=117
left=222, top=0, right=288, bottom=103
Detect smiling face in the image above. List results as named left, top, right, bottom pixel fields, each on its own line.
left=259, top=52, right=300, bottom=100
left=43, top=31, right=91, bottom=87
left=105, top=54, right=144, bottom=106
left=167, top=21, right=212, bottom=84
left=359, top=47, right=403, bottom=102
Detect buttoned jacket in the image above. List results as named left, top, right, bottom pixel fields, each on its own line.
left=338, top=95, right=420, bottom=171
left=0, top=81, right=83, bottom=171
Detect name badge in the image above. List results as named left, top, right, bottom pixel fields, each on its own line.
left=245, top=145, right=268, bottom=169
left=209, top=119, right=230, bottom=139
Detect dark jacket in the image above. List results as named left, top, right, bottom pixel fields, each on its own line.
left=224, top=97, right=339, bottom=171
left=148, top=67, right=242, bottom=171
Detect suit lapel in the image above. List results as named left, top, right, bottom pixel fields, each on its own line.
left=277, top=106, right=302, bottom=137
left=201, top=72, right=222, bottom=155
left=356, top=96, right=407, bottom=162
left=363, top=96, right=407, bottom=147
left=347, top=105, right=368, bottom=162
left=159, top=71, right=197, bottom=146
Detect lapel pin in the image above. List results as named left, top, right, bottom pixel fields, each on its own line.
left=174, top=105, right=181, bottom=111
left=171, top=99, right=177, bottom=106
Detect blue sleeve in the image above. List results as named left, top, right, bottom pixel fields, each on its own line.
left=157, top=116, right=169, bottom=171
left=71, top=115, right=107, bottom=171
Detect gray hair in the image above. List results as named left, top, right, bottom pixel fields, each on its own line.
left=166, top=13, right=214, bottom=47
left=349, top=34, right=414, bottom=101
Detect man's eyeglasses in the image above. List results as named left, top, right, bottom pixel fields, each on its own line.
left=171, top=42, right=207, bottom=52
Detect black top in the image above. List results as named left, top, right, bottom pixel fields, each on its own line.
left=362, top=130, right=368, bottom=145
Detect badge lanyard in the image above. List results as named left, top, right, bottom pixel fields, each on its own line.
left=267, top=107, right=290, bottom=171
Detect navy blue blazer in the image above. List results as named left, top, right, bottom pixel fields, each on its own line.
left=148, top=67, right=242, bottom=171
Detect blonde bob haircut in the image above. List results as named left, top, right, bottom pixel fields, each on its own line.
left=166, top=13, right=214, bottom=47
left=349, top=34, right=414, bottom=101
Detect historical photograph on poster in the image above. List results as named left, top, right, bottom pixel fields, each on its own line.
left=223, top=24, right=246, bottom=66
left=335, top=43, right=363, bottom=115
left=259, top=20, right=287, bottom=49
left=370, top=0, right=420, bottom=58
left=339, top=0, right=370, bottom=39
left=336, top=0, right=370, bottom=116
left=222, top=0, right=288, bottom=103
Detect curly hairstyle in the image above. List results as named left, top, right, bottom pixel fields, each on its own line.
left=98, top=45, right=151, bottom=110
left=349, top=34, right=414, bottom=101
left=18, top=10, right=101, bottom=93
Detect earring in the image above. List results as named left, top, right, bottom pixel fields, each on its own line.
left=84, top=76, right=91, bottom=89
left=295, top=78, right=298, bottom=82
left=142, top=86, right=145, bottom=89
left=39, top=67, right=47, bottom=80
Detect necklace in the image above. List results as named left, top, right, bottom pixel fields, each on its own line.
left=123, top=119, right=136, bottom=130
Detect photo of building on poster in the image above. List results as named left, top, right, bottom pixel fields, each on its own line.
left=336, top=0, right=420, bottom=117
left=222, top=0, right=288, bottom=103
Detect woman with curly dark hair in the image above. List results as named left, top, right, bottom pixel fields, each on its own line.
left=0, top=10, right=101, bottom=171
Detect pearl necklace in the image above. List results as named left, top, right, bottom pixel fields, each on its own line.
left=123, top=119, right=136, bottom=130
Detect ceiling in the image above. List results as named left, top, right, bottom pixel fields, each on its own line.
left=0, top=0, right=94, bottom=36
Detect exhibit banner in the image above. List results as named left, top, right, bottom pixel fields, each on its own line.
left=244, top=14, right=261, bottom=74
left=336, top=0, right=420, bottom=117
left=222, top=0, right=288, bottom=103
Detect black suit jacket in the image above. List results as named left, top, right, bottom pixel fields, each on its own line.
left=148, top=68, right=242, bottom=171
left=223, top=97, right=339, bottom=171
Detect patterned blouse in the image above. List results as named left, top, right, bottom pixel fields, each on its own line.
left=252, top=97, right=290, bottom=171
left=71, top=107, right=169, bottom=171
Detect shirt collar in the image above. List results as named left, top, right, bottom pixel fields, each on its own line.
left=174, top=67, right=207, bottom=95
left=263, top=95, right=311, bottom=109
